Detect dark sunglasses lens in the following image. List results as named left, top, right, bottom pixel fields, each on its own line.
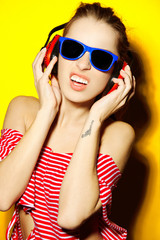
left=61, top=40, right=84, bottom=59
left=92, top=50, right=113, bottom=70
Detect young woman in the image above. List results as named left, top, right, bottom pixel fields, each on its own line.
left=0, top=2, right=135, bottom=240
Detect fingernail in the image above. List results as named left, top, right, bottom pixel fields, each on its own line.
left=52, top=56, right=57, bottom=60
left=126, top=65, right=130, bottom=70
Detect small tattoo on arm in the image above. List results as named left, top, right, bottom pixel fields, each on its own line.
left=81, top=120, right=94, bottom=138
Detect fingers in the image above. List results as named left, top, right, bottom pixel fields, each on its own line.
left=43, top=56, right=57, bottom=78
left=32, top=47, right=57, bottom=84
left=32, top=48, right=46, bottom=70
left=128, top=75, right=136, bottom=100
left=120, top=65, right=133, bottom=92
left=32, top=48, right=47, bottom=81
left=113, top=64, right=135, bottom=97
left=110, top=64, right=136, bottom=113
left=123, top=65, right=136, bottom=101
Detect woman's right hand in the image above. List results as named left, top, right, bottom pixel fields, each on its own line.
left=32, top=48, right=61, bottom=117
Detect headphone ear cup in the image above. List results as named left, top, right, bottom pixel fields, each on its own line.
left=43, top=34, right=60, bottom=74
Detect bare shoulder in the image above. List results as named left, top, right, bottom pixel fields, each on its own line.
left=100, top=120, right=135, bottom=172
left=3, top=96, right=40, bottom=134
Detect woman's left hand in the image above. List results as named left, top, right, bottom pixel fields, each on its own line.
left=90, top=64, right=136, bottom=123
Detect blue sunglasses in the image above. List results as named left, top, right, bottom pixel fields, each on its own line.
left=59, top=37, right=118, bottom=72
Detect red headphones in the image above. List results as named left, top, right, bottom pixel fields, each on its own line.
left=42, top=23, right=67, bottom=74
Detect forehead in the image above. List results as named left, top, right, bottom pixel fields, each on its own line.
left=65, top=16, right=119, bottom=54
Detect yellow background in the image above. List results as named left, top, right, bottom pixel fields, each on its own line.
left=0, top=0, right=159, bottom=239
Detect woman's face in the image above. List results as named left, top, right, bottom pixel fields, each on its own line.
left=57, top=16, right=119, bottom=104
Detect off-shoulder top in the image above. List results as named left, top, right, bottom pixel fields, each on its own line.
left=0, top=129, right=127, bottom=240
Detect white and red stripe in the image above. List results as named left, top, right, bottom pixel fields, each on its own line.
left=0, top=129, right=127, bottom=240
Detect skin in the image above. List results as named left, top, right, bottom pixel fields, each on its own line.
left=0, top=16, right=135, bottom=239
left=58, top=17, right=119, bottom=105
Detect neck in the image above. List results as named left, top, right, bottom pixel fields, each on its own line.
left=56, top=95, right=95, bottom=128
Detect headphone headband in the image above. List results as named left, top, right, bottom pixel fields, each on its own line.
left=42, top=22, right=68, bottom=49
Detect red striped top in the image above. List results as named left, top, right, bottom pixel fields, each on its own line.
left=0, top=129, right=127, bottom=240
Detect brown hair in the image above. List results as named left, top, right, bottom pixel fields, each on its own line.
left=63, top=2, right=130, bottom=64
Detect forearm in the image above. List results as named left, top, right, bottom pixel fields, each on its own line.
left=0, top=108, right=54, bottom=210
left=58, top=114, right=102, bottom=229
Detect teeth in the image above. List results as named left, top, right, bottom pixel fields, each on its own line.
left=71, top=75, right=88, bottom=85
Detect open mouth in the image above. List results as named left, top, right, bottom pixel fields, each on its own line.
left=70, top=75, right=88, bottom=85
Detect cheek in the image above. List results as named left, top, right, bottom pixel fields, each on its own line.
left=57, top=57, right=68, bottom=88
left=57, top=56, right=65, bottom=79
left=90, top=69, right=113, bottom=98
left=93, top=71, right=112, bottom=91
left=57, top=56, right=72, bottom=81
left=99, top=66, right=115, bottom=89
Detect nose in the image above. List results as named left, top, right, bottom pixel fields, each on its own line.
left=76, top=51, right=91, bottom=71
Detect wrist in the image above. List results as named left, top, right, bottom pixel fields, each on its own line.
left=89, top=107, right=110, bottom=125
left=88, top=111, right=102, bottom=128
left=85, top=113, right=102, bottom=132
left=37, top=106, right=57, bottom=125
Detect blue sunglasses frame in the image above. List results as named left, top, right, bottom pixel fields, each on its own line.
left=59, top=37, right=118, bottom=72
